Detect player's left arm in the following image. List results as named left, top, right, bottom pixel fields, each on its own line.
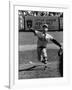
left=47, top=34, right=62, bottom=48
left=51, top=38, right=62, bottom=48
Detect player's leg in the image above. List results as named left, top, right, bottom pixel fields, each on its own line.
left=42, top=48, right=48, bottom=64
left=40, top=52, right=43, bottom=62
left=37, top=47, right=42, bottom=62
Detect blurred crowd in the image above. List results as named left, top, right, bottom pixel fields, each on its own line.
left=18, top=10, right=63, bottom=30
left=19, top=10, right=63, bottom=17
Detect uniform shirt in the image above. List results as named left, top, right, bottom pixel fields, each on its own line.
left=35, top=30, right=53, bottom=47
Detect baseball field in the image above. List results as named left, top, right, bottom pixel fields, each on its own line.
left=18, top=32, right=63, bottom=79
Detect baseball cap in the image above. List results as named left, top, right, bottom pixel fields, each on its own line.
left=42, top=24, right=48, bottom=28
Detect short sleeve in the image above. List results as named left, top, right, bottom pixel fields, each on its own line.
left=35, top=30, right=39, bottom=34
left=35, top=30, right=42, bottom=38
left=46, top=34, right=53, bottom=40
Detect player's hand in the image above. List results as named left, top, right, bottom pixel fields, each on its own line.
left=60, top=45, right=63, bottom=49
left=58, top=46, right=63, bottom=56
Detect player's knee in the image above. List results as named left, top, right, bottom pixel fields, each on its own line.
left=42, top=48, right=47, bottom=57
left=43, top=56, right=47, bottom=61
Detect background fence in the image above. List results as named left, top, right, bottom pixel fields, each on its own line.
left=19, top=15, right=63, bottom=31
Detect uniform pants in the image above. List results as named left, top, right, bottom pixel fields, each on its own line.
left=37, top=47, right=47, bottom=61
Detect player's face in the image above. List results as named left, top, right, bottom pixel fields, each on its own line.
left=43, top=27, right=48, bottom=33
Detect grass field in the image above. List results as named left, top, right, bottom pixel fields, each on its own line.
left=18, top=32, right=63, bottom=79
left=19, top=48, right=62, bottom=79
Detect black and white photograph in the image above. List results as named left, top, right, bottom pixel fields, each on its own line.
left=18, top=10, right=63, bottom=79
left=0, top=0, right=71, bottom=89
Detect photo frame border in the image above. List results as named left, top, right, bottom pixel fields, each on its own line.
left=9, top=1, right=71, bottom=89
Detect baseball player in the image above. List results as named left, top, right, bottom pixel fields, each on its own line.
left=30, top=24, right=62, bottom=64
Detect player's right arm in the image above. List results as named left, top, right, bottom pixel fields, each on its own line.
left=29, top=28, right=36, bottom=35
left=30, top=28, right=41, bottom=37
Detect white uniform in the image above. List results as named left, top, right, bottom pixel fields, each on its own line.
left=35, top=30, right=53, bottom=61
left=35, top=30, right=53, bottom=47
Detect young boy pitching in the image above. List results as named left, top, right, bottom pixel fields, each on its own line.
left=30, top=24, right=62, bottom=64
